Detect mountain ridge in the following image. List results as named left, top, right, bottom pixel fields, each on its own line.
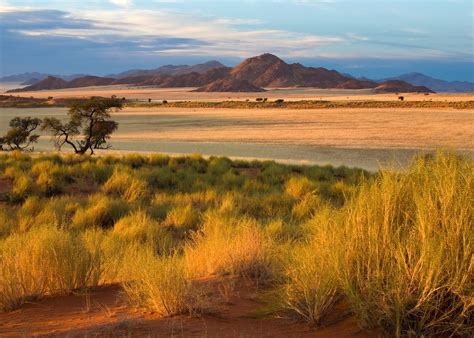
left=7, top=54, right=437, bottom=93
left=379, top=72, right=474, bottom=93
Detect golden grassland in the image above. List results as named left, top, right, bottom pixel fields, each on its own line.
left=110, top=107, right=474, bottom=151
left=0, top=151, right=472, bottom=337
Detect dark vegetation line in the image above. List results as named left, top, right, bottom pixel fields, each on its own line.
left=1, top=94, right=473, bottom=109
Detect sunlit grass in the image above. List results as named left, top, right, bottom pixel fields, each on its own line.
left=0, top=151, right=470, bottom=336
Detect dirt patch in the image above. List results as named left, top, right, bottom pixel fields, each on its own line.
left=237, top=167, right=261, bottom=178
left=0, top=177, right=13, bottom=201
left=0, top=278, right=378, bottom=337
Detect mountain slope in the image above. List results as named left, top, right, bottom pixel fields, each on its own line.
left=228, top=53, right=375, bottom=88
left=8, top=76, right=68, bottom=92
left=6, top=54, right=436, bottom=93
left=382, top=72, right=474, bottom=93
left=375, top=80, right=435, bottom=93
left=66, top=76, right=115, bottom=88
left=0, top=73, right=88, bottom=84
left=109, top=61, right=226, bottom=78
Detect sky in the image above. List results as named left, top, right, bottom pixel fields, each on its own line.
left=0, top=0, right=473, bottom=81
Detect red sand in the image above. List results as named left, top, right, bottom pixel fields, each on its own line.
left=0, top=279, right=379, bottom=337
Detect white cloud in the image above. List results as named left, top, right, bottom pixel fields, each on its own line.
left=4, top=3, right=464, bottom=61
left=6, top=6, right=346, bottom=58
left=109, top=0, right=133, bottom=8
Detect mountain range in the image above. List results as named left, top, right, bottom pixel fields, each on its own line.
left=106, top=61, right=226, bottom=78
left=378, top=72, right=474, bottom=93
left=0, top=72, right=88, bottom=84
left=4, top=54, right=446, bottom=93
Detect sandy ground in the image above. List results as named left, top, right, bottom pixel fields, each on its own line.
left=108, top=107, right=474, bottom=150
left=6, top=85, right=474, bottom=102
left=0, top=278, right=377, bottom=337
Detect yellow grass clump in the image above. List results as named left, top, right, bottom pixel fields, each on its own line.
left=0, top=227, right=103, bottom=311
left=184, top=213, right=273, bottom=280
left=102, top=169, right=149, bottom=202
left=334, top=153, right=473, bottom=336
left=122, top=250, right=208, bottom=317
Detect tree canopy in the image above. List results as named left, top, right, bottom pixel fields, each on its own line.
left=0, top=117, right=42, bottom=151
left=42, top=98, right=122, bottom=155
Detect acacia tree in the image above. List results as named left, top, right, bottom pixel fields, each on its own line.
left=42, top=98, right=122, bottom=155
left=0, top=117, right=42, bottom=151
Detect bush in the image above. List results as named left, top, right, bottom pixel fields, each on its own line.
left=0, top=227, right=101, bottom=311
left=185, top=213, right=273, bottom=280
left=163, top=204, right=200, bottom=231
left=72, top=195, right=129, bottom=229
left=122, top=251, right=207, bottom=316
left=285, top=176, right=316, bottom=200
left=281, top=208, right=341, bottom=325
left=102, top=170, right=149, bottom=202
left=31, top=160, right=69, bottom=196
left=334, top=152, right=473, bottom=336
left=9, top=173, right=34, bottom=202
left=114, top=210, right=176, bottom=254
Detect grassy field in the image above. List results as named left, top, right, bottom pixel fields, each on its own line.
left=1, top=106, right=473, bottom=173
left=0, top=151, right=472, bottom=336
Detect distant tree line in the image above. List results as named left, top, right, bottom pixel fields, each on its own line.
left=0, top=98, right=122, bottom=155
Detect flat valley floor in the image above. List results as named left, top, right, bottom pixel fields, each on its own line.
left=1, top=101, right=473, bottom=170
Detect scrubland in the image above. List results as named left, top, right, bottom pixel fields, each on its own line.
left=0, top=151, right=472, bottom=337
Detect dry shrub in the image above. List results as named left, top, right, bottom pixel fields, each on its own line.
left=122, top=250, right=208, bottom=317
left=31, top=160, right=67, bottom=195
left=114, top=210, right=176, bottom=254
left=102, top=170, right=149, bottom=202
left=281, top=208, right=341, bottom=326
left=285, top=176, right=316, bottom=199
left=0, top=227, right=102, bottom=311
left=336, top=152, right=473, bottom=337
left=10, top=173, right=34, bottom=202
left=72, top=195, right=129, bottom=229
left=291, top=194, right=322, bottom=220
left=163, top=204, right=200, bottom=231
left=184, top=213, right=273, bottom=280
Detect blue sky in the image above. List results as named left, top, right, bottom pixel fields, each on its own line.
left=0, top=0, right=473, bottom=81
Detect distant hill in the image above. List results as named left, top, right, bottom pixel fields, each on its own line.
left=0, top=72, right=51, bottom=83
left=7, top=54, right=434, bottom=93
left=227, top=53, right=377, bottom=89
left=21, top=77, right=41, bottom=86
left=375, top=80, right=435, bottom=93
left=381, top=72, right=474, bottom=93
left=108, top=61, right=226, bottom=78
left=12, top=76, right=68, bottom=91
left=0, top=72, right=88, bottom=84
left=67, top=76, right=115, bottom=88
left=8, top=75, right=117, bottom=92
